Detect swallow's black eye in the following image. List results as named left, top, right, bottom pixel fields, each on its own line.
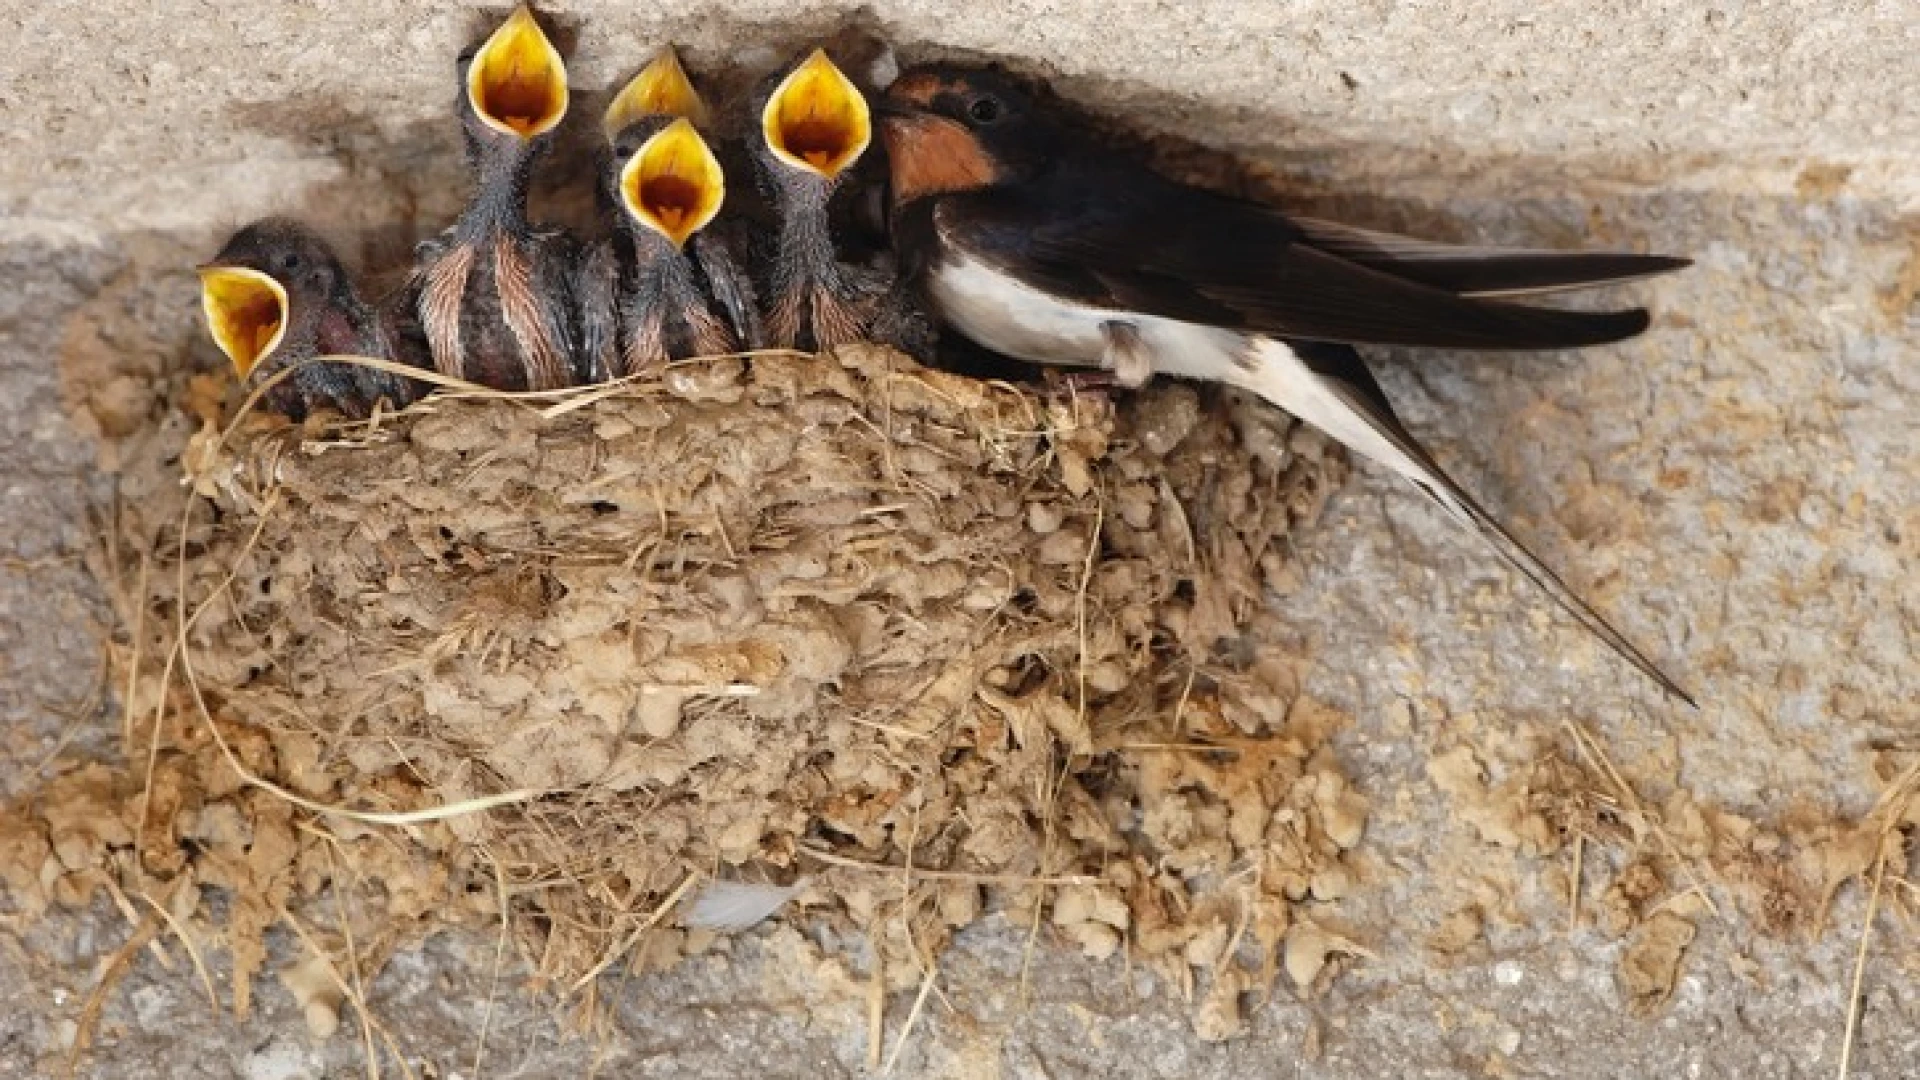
left=278, top=251, right=303, bottom=273
left=966, top=96, right=1004, bottom=125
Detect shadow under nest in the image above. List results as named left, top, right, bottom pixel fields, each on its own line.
left=93, top=342, right=1377, bottom=1042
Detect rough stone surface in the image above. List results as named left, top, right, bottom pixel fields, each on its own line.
left=2, top=2, right=1917, bottom=1078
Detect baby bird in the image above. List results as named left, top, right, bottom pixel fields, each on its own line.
left=582, top=48, right=756, bottom=376
left=751, top=49, right=875, bottom=350
left=411, top=4, right=586, bottom=391
left=199, top=218, right=420, bottom=419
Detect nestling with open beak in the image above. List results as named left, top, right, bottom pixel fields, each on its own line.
left=877, top=63, right=1697, bottom=706
left=751, top=49, right=878, bottom=350
left=199, top=218, right=421, bottom=420
left=579, top=48, right=759, bottom=376
left=411, top=4, right=588, bottom=391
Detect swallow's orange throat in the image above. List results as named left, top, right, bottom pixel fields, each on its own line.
left=879, top=113, right=999, bottom=205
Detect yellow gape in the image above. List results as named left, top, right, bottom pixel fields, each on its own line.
left=198, top=266, right=289, bottom=379
left=619, top=119, right=726, bottom=250
left=762, top=50, right=871, bottom=179
left=467, top=5, right=569, bottom=139
left=603, top=46, right=707, bottom=140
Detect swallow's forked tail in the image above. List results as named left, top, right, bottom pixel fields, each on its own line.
left=1230, top=337, right=1698, bottom=708
left=1410, top=465, right=1699, bottom=709
left=1291, top=217, right=1693, bottom=299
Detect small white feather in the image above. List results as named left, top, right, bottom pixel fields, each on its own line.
left=680, top=878, right=809, bottom=933
left=865, top=45, right=900, bottom=91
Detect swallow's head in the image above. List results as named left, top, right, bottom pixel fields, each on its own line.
left=198, top=219, right=345, bottom=379
left=458, top=5, right=568, bottom=154
left=878, top=64, right=1049, bottom=206
left=758, top=49, right=872, bottom=183
left=608, top=116, right=726, bottom=250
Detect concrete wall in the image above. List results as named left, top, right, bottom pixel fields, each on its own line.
left=3, top=2, right=1916, bottom=1076
left=7, top=1, right=1915, bottom=239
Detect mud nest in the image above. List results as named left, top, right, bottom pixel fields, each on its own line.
left=54, top=345, right=1389, bottom=1041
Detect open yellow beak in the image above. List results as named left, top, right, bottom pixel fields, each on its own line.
left=603, top=46, right=707, bottom=141
left=198, top=266, right=289, bottom=380
left=618, top=118, right=725, bottom=250
left=468, top=4, right=569, bottom=140
left=761, top=49, right=871, bottom=179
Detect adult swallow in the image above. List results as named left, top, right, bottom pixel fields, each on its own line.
left=412, top=4, right=586, bottom=391
left=751, top=49, right=876, bottom=350
left=876, top=64, right=1696, bottom=705
left=584, top=49, right=757, bottom=375
left=199, top=218, right=420, bottom=420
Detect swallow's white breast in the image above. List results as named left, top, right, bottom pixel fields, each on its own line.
left=927, top=245, right=1254, bottom=384
left=925, top=249, right=1108, bottom=366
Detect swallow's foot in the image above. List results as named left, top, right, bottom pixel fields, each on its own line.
left=1047, top=368, right=1120, bottom=400
left=1098, top=320, right=1154, bottom=389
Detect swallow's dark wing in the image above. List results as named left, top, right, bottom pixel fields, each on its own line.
left=522, top=231, right=589, bottom=390
left=1289, top=218, right=1690, bottom=298
left=693, top=232, right=765, bottom=351
left=1284, top=338, right=1695, bottom=705
left=945, top=164, right=1659, bottom=350
left=573, top=240, right=618, bottom=384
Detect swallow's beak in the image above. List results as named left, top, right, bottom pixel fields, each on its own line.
left=872, top=77, right=940, bottom=161
left=603, top=46, right=706, bottom=141
left=761, top=49, right=871, bottom=180
left=618, top=118, right=725, bottom=249
left=467, top=4, right=569, bottom=140
left=198, top=265, right=289, bottom=380
left=872, top=99, right=915, bottom=152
